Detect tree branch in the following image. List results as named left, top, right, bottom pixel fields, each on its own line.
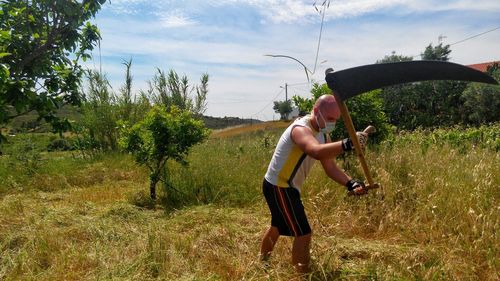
left=13, top=2, right=64, bottom=76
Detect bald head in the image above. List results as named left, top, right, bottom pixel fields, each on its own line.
left=313, top=95, right=341, bottom=121
left=314, top=95, right=337, bottom=112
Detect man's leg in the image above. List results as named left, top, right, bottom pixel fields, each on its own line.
left=292, top=233, right=312, bottom=274
left=260, top=226, right=280, bottom=261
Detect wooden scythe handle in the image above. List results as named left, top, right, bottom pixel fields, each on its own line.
left=333, top=92, right=376, bottom=187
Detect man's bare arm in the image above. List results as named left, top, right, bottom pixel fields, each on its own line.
left=291, top=126, right=344, bottom=160
left=320, top=158, right=350, bottom=185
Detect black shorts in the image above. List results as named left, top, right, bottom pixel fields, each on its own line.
left=262, top=179, right=311, bottom=237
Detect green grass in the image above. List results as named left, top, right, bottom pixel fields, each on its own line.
left=0, top=123, right=498, bottom=280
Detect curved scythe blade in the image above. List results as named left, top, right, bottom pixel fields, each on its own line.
left=325, top=60, right=498, bottom=101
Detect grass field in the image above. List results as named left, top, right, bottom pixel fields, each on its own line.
left=0, top=122, right=498, bottom=280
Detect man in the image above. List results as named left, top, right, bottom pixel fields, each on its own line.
left=260, top=94, right=368, bottom=274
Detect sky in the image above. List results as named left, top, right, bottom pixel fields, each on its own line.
left=87, top=0, right=500, bottom=121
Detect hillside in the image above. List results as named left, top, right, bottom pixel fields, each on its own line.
left=201, top=115, right=263, bottom=130
left=5, top=106, right=263, bottom=134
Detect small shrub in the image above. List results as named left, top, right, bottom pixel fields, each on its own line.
left=47, top=138, right=73, bottom=152
left=7, top=135, right=43, bottom=175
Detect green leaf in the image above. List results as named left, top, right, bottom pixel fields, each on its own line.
left=0, top=53, right=11, bottom=58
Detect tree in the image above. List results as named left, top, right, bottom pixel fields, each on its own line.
left=418, top=43, right=466, bottom=127
left=378, top=44, right=469, bottom=129
left=147, top=69, right=209, bottom=116
left=292, top=95, right=314, bottom=116
left=273, top=100, right=292, bottom=120
left=376, top=51, right=413, bottom=64
left=120, top=106, right=209, bottom=199
left=0, top=0, right=106, bottom=143
left=421, top=43, right=451, bottom=61
left=80, top=70, right=119, bottom=151
left=292, top=82, right=391, bottom=143
left=116, top=58, right=150, bottom=124
left=194, top=73, right=209, bottom=116
left=461, top=68, right=500, bottom=125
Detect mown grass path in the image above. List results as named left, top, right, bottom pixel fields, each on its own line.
left=1, top=181, right=443, bottom=281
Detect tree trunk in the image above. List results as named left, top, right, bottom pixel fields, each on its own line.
left=150, top=177, right=158, bottom=200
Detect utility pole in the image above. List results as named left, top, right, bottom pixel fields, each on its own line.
left=438, top=34, right=447, bottom=44
left=285, top=83, right=288, bottom=102
left=281, top=83, right=288, bottom=102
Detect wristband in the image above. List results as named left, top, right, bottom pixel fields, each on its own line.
left=342, top=138, right=353, bottom=152
left=346, top=179, right=356, bottom=191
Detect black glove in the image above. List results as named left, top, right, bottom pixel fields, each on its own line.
left=341, top=138, right=354, bottom=151
left=346, top=179, right=365, bottom=192
left=342, top=132, right=368, bottom=152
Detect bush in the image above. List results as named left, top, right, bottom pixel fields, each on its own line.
left=293, top=83, right=392, bottom=143
left=5, top=134, right=43, bottom=175
left=47, top=138, right=74, bottom=152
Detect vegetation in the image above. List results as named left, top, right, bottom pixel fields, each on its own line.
left=461, top=65, right=500, bottom=125
left=120, top=106, right=209, bottom=200
left=0, top=123, right=498, bottom=280
left=273, top=99, right=293, bottom=120
left=0, top=0, right=106, bottom=140
left=146, top=68, right=209, bottom=116
left=378, top=44, right=500, bottom=129
left=1, top=3, right=498, bottom=278
left=293, top=82, right=392, bottom=143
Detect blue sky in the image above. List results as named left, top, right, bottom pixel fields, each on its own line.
left=87, top=0, right=500, bottom=120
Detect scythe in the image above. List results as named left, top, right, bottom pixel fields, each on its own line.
left=325, top=60, right=498, bottom=191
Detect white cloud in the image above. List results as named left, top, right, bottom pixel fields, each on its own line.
left=159, top=10, right=197, bottom=28
left=228, top=0, right=500, bottom=22
left=92, top=0, right=500, bottom=120
left=403, top=0, right=500, bottom=12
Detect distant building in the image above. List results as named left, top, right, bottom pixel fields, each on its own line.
left=290, top=107, right=300, bottom=119
left=467, top=61, right=499, bottom=72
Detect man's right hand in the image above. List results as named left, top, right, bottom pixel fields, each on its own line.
left=346, top=179, right=367, bottom=195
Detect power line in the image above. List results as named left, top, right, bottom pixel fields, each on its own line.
left=408, top=26, right=500, bottom=59
left=251, top=88, right=284, bottom=117
left=265, top=1, right=331, bottom=82
left=449, top=26, right=500, bottom=46
left=312, top=0, right=330, bottom=74
left=209, top=99, right=271, bottom=105
left=286, top=81, right=310, bottom=87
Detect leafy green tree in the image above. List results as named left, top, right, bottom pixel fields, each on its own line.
left=378, top=44, right=469, bottom=129
left=120, top=106, right=209, bottom=199
left=0, top=0, right=106, bottom=142
left=418, top=44, right=466, bottom=127
left=421, top=43, right=451, bottom=61
left=292, top=82, right=391, bottom=143
left=461, top=68, right=500, bottom=125
left=273, top=100, right=292, bottom=120
left=292, top=95, right=314, bottom=116
left=376, top=51, right=413, bottom=64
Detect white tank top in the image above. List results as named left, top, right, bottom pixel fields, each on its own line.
left=264, top=115, right=327, bottom=192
